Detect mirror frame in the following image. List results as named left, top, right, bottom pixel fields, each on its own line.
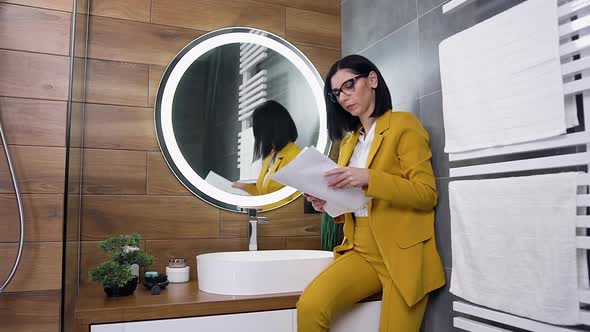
left=155, top=27, right=330, bottom=212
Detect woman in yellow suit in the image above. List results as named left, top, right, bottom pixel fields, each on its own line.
left=233, top=100, right=301, bottom=210
left=299, top=55, right=445, bottom=331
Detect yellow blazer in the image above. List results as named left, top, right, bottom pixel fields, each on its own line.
left=244, top=142, right=301, bottom=209
left=334, top=111, right=445, bottom=307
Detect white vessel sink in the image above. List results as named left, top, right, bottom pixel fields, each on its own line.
left=196, top=250, right=334, bottom=295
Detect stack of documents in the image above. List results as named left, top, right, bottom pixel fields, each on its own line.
left=205, top=171, right=251, bottom=196
left=271, top=147, right=369, bottom=217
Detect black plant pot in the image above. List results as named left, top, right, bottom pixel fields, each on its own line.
left=103, top=277, right=138, bottom=297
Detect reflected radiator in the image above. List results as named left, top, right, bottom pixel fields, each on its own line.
left=237, top=30, right=267, bottom=181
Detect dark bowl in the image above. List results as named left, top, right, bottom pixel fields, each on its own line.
left=143, top=274, right=169, bottom=290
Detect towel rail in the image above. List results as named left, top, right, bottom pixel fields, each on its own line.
left=453, top=317, right=511, bottom=332
left=453, top=302, right=585, bottom=332
left=558, top=0, right=590, bottom=19
left=564, top=77, right=590, bottom=95
left=449, top=152, right=590, bottom=177
left=559, top=14, right=590, bottom=38
left=444, top=0, right=590, bottom=18
left=442, top=0, right=475, bottom=14
left=238, top=70, right=267, bottom=92
left=560, top=35, right=590, bottom=57
left=238, top=83, right=266, bottom=103
left=448, top=131, right=590, bottom=162
left=577, top=236, right=590, bottom=248
left=577, top=216, right=590, bottom=227
left=563, top=57, right=590, bottom=76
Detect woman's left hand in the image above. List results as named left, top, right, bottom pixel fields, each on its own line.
left=325, top=167, right=369, bottom=189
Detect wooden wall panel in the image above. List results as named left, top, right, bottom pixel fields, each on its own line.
left=258, top=236, right=288, bottom=249
left=0, top=50, right=69, bottom=101
left=286, top=236, right=321, bottom=249
left=0, top=1, right=71, bottom=331
left=0, top=0, right=72, bottom=12
left=0, top=3, right=70, bottom=55
left=0, top=97, right=66, bottom=147
left=88, top=16, right=202, bottom=66
left=220, top=197, right=320, bottom=238
left=0, top=290, right=60, bottom=332
left=296, top=44, right=340, bottom=79
left=286, top=8, right=340, bottom=49
left=83, top=149, right=147, bottom=195
left=84, top=104, right=158, bottom=151
left=147, top=152, right=191, bottom=196
left=0, top=146, right=66, bottom=194
left=0, top=242, right=62, bottom=291
left=82, top=195, right=220, bottom=240
left=0, top=194, right=64, bottom=242
left=90, top=0, right=150, bottom=22
left=151, top=0, right=286, bottom=37
left=149, top=65, right=166, bottom=107
left=85, top=59, right=149, bottom=106
left=255, top=0, right=339, bottom=15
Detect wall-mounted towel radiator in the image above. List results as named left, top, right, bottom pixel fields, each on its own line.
left=446, top=0, right=590, bottom=330
left=237, top=30, right=267, bottom=181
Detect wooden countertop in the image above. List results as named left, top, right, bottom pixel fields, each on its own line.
left=75, top=282, right=300, bottom=328
left=75, top=282, right=381, bottom=331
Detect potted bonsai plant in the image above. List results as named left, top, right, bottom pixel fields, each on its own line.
left=89, top=233, right=154, bottom=297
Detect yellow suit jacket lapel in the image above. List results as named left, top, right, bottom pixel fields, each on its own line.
left=257, top=154, right=272, bottom=190
left=337, top=111, right=392, bottom=168
left=365, top=111, right=391, bottom=168
left=264, top=155, right=283, bottom=188
left=261, top=142, right=296, bottom=191
left=338, top=131, right=360, bottom=166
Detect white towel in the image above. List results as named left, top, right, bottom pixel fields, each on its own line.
left=449, top=173, right=580, bottom=325
left=440, top=0, right=572, bottom=153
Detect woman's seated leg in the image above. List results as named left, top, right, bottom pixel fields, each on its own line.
left=296, top=250, right=382, bottom=332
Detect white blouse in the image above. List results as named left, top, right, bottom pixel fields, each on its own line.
left=348, top=122, right=376, bottom=217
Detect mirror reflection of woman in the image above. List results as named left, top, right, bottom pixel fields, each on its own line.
left=299, top=55, right=445, bottom=331
left=232, top=100, right=301, bottom=209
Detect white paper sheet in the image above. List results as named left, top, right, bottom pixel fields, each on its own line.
left=271, top=147, right=370, bottom=217
left=205, top=171, right=251, bottom=196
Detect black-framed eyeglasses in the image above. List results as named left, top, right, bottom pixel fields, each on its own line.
left=327, top=74, right=369, bottom=103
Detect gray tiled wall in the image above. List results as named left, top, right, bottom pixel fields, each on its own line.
left=341, top=1, right=526, bottom=331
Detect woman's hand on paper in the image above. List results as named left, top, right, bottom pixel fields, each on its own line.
left=325, top=167, right=369, bottom=189
left=232, top=182, right=248, bottom=190
left=304, top=193, right=326, bottom=212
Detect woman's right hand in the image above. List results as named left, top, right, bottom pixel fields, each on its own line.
left=304, top=193, right=326, bottom=212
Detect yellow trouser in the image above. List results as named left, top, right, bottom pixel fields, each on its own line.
left=296, top=217, right=428, bottom=332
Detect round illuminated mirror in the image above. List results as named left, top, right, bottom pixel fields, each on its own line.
left=155, top=27, right=329, bottom=212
